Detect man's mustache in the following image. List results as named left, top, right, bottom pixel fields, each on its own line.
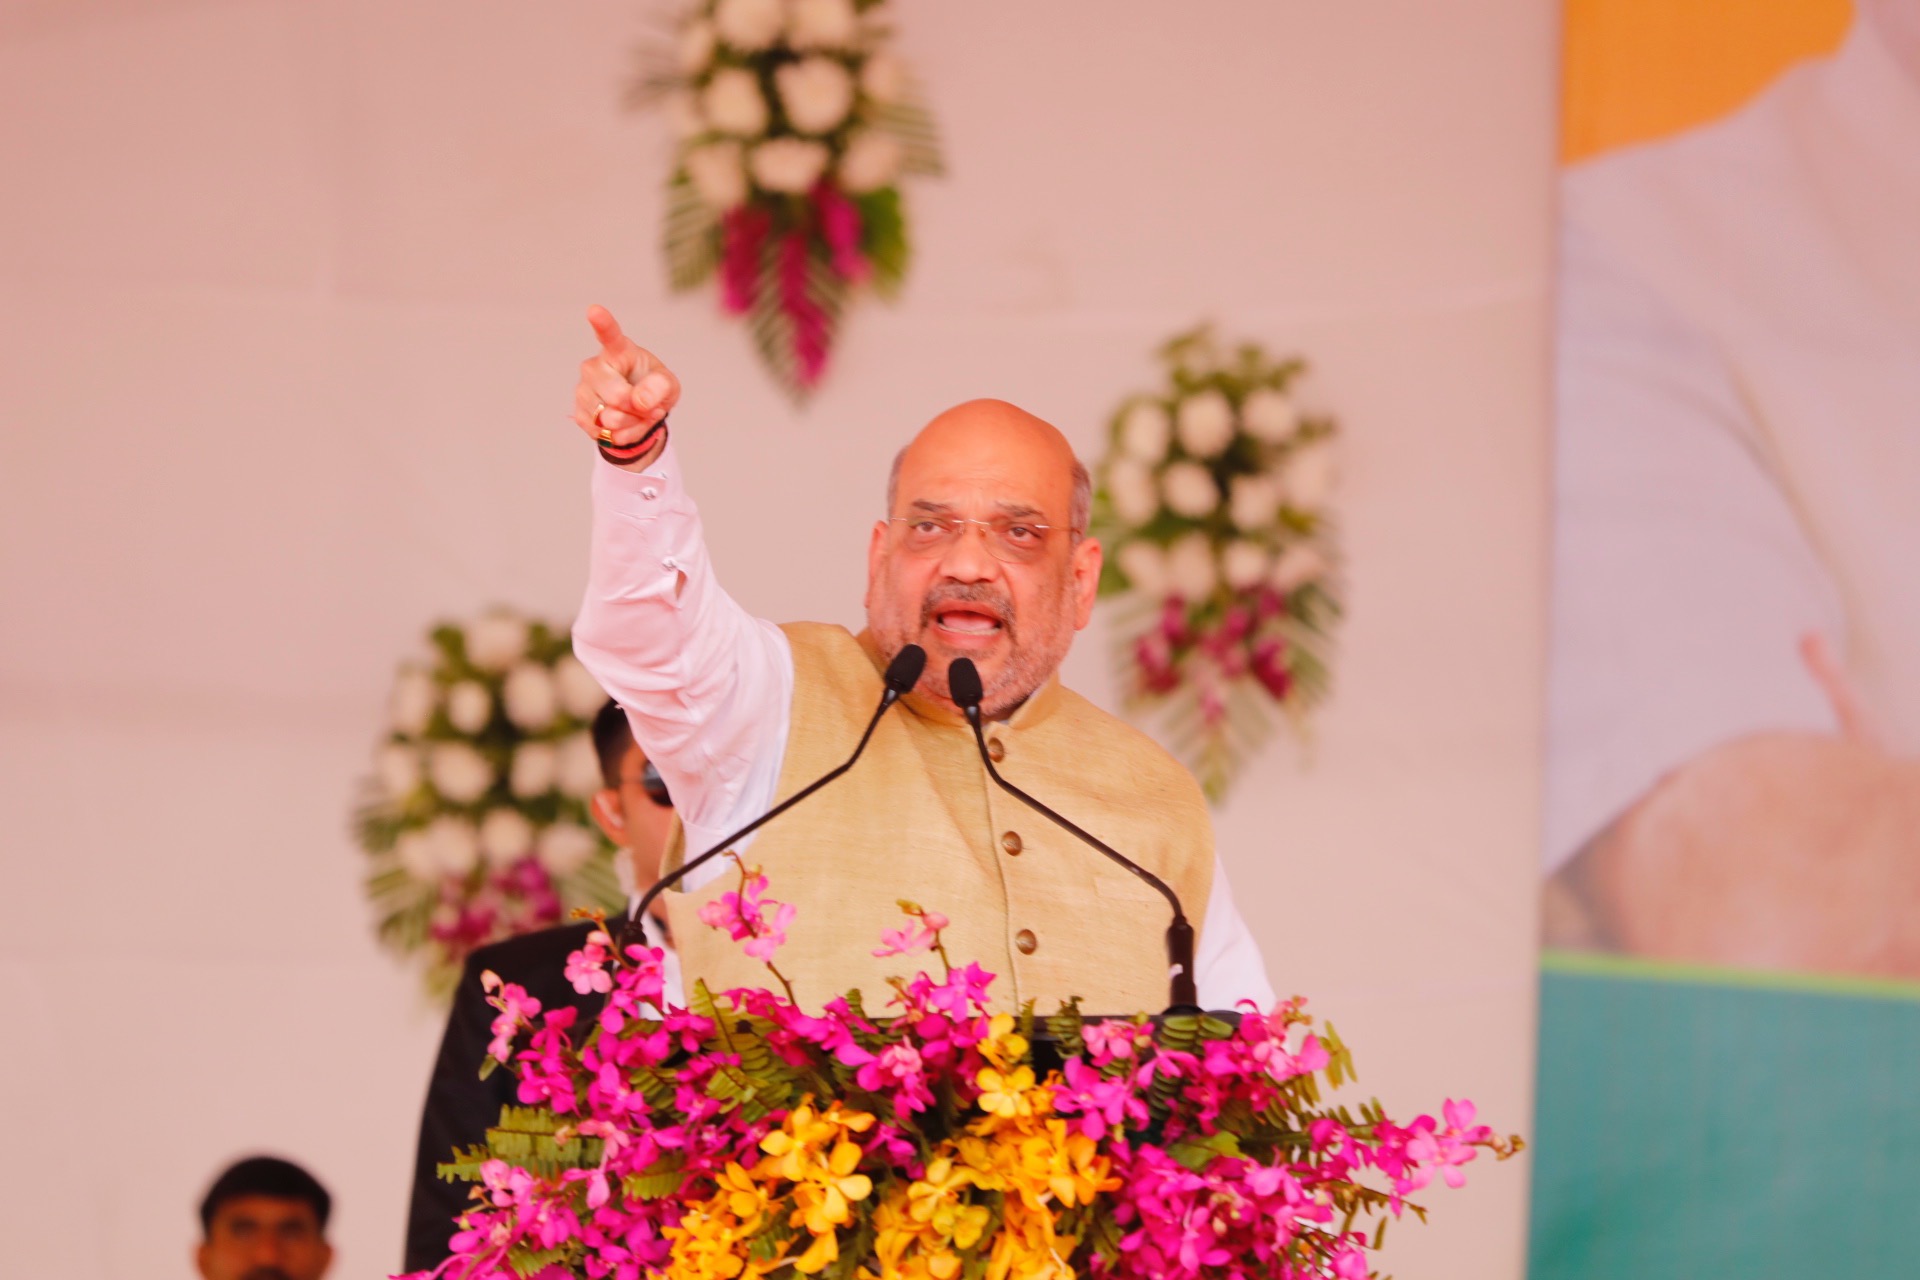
left=919, top=583, right=1016, bottom=638
left=242, top=1268, right=292, bottom=1280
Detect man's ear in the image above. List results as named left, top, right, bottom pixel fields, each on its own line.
left=589, top=788, right=625, bottom=845
left=865, top=519, right=888, bottom=612
left=1070, top=535, right=1103, bottom=630
left=194, top=1242, right=213, bottom=1280
left=318, top=1240, right=335, bottom=1277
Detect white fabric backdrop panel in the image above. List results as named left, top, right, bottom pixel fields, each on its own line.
left=0, top=2, right=1557, bottom=1277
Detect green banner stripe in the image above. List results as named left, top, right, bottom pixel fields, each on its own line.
left=1539, top=946, right=1920, bottom=1003
left=1529, top=964, right=1920, bottom=1279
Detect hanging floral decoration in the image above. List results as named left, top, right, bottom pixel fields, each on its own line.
left=356, top=610, right=628, bottom=998
left=409, top=882, right=1521, bottom=1280
left=1092, top=327, right=1344, bottom=801
left=635, top=0, right=943, bottom=401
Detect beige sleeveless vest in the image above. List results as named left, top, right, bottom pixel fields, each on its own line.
left=660, top=624, right=1214, bottom=1014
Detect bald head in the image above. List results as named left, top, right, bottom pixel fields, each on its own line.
left=887, top=400, right=1091, bottom=537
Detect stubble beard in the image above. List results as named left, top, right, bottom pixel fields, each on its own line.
left=870, top=574, right=1077, bottom=719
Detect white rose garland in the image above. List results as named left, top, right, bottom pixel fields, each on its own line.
left=1120, top=400, right=1173, bottom=462
left=685, top=141, right=750, bottom=211
left=1093, top=326, right=1344, bottom=800
left=1105, top=457, right=1161, bottom=526
left=749, top=137, right=832, bottom=194
left=776, top=57, right=856, bottom=134
left=428, top=742, right=494, bottom=805
left=389, top=669, right=436, bottom=737
left=703, top=68, right=770, bottom=137
left=510, top=742, right=559, bottom=799
left=836, top=130, right=903, bottom=193
left=1175, top=389, right=1236, bottom=458
left=788, top=0, right=858, bottom=50
left=464, top=610, right=529, bottom=673
left=446, top=680, right=492, bottom=735
left=644, top=0, right=943, bottom=400
left=553, top=655, right=612, bottom=720
left=503, top=663, right=559, bottom=732
left=713, top=0, right=784, bottom=51
left=356, top=612, right=627, bottom=1000
left=1242, top=386, right=1300, bottom=443
left=1161, top=462, right=1220, bottom=519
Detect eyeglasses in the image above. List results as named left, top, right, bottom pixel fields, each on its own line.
left=888, top=515, right=1069, bottom=565
left=627, top=760, right=672, bottom=808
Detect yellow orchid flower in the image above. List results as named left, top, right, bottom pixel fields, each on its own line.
left=828, top=1138, right=867, bottom=1181
left=950, top=1203, right=992, bottom=1251
left=713, top=1160, right=773, bottom=1223
left=906, top=1155, right=976, bottom=1223
left=976, top=1064, right=1037, bottom=1118
left=663, top=1199, right=759, bottom=1280
left=1045, top=1127, right=1118, bottom=1207
left=763, top=1100, right=879, bottom=1181
left=793, top=1226, right=839, bottom=1275
left=980, top=1013, right=1031, bottom=1067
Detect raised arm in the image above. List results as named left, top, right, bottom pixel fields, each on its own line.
left=567, top=306, right=792, bottom=842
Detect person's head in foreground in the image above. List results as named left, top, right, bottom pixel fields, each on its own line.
left=586, top=697, right=676, bottom=902
left=196, top=1155, right=333, bottom=1280
left=866, top=398, right=1102, bottom=719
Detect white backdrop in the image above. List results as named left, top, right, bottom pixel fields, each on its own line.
left=0, top=2, right=1557, bottom=1276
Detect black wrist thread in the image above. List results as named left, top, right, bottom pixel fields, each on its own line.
left=597, top=415, right=669, bottom=466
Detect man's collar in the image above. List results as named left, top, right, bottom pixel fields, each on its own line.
left=855, top=630, right=1063, bottom=729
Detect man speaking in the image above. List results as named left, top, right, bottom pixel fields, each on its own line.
left=568, top=306, right=1272, bottom=1013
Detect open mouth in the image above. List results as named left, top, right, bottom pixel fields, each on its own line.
left=932, top=606, right=1004, bottom=637
left=923, top=590, right=1012, bottom=646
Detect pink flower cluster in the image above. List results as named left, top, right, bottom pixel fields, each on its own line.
left=415, top=902, right=1516, bottom=1280
left=873, top=906, right=949, bottom=958
left=448, top=946, right=738, bottom=1280
left=1135, top=588, right=1298, bottom=723
left=1069, top=1006, right=1499, bottom=1280
left=1100, top=1142, right=1364, bottom=1280
left=695, top=871, right=796, bottom=962
left=429, top=859, right=564, bottom=969
left=717, top=183, right=875, bottom=391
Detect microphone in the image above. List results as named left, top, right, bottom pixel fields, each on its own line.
left=617, top=644, right=927, bottom=950
left=947, top=657, right=1200, bottom=1012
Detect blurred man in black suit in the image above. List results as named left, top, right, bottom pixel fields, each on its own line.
left=402, top=700, right=677, bottom=1273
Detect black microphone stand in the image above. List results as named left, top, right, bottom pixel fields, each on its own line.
left=947, top=658, right=1200, bottom=1012
left=617, top=645, right=926, bottom=951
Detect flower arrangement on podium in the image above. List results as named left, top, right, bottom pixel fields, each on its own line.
left=357, top=610, right=627, bottom=998
left=1092, top=327, right=1344, bottom=801
left=418, top=866, right=1519, bottom=1280
left=637, top=0, right=943, bottom=400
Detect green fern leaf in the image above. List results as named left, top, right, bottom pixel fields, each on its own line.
left=623, top=1153, right=688, bottom=1201
left=436, top=1145, right=493, bottom=1184
left=744, top=240, right=848, bottom=404
left=508, top=1244, right=571, bottom=1277
left=872, top=95, right=944, bottom=176
left=663, top=174, right=719, bottom=291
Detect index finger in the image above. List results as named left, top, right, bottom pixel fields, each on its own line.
left=1799, top=631, right=1882, bottom=748
left=586, top=304, right=629, bottom=357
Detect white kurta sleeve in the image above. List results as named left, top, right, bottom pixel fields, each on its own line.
left=1544, top=220, right=1846, bottom=873
left=572, top=443, right=792, bottom=862
left=1194, top=854, right=1276, bottom=1010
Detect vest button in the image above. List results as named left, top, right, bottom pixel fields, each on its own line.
left=988, top=736, right=1006, bottom=763
left=1014, top=929, right=1037, bottom=954
left=1000, top=830, right=1023, bottom=855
